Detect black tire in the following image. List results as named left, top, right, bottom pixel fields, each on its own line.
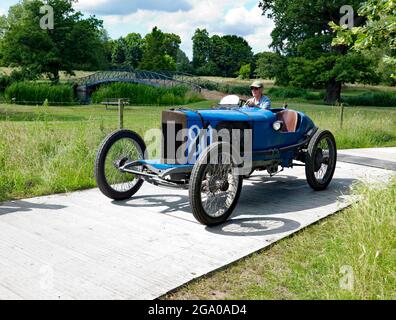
left=189, top=142, right=243, bottom=226
left=95, top=130, right=146, bottom=200
left=305, top=130, right=337, bottom=191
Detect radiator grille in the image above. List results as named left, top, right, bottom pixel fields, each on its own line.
left=161, top=111, right=187, bottom=164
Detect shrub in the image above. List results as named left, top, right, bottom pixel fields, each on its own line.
left=269, top=87, right=307, bottom=98
left=196, top=80, right=252, bottom=96
left=91, top=83, right=203, bottom=105
left=221, top=84, right=252, bottom=96
left=0, top=74, right=11, bottom=92
left=342, top=92, right=396, bottom=107
left=4, top=82, right=75, bottom=105
left=238, top=64, right=251, bottom=80
left=185, top=91, right=205, bottom=104
left=196, top=79, right=221, bottom=91
left=159, top=93, right=176, bottom=105
left=267, top=87, right=322, bottom=101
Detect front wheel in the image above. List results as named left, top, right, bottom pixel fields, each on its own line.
left=189, top=142, right=243, bottom=226
left=305, top=130, right=337, bottom=191
left=95, top=130, right=146, bottom=200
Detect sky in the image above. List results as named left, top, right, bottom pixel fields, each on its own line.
left=0, top=0, right=275, bottom=59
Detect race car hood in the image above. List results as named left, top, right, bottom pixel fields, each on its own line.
left=180, top=107, right=275, bottom=123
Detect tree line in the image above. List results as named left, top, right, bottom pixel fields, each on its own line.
left=0, top=0, right=394, bottom=104
left=0, top=0, right=255, bottom=80
left=256, top=0, right=395, bottom=103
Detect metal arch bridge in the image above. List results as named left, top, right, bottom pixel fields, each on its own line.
left=74, top=69, right=202, bottom=92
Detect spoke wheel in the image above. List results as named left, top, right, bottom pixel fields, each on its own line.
left=95, top=130, right=146, bottom=200
left=189, top=143, right=243, bottom=226
left=305, top=130, right=337, bottom=191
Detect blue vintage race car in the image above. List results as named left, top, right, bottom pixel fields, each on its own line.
left=95, top=95, right=337, bottom=226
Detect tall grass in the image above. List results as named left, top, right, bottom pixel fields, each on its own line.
left=295, top=104, right=396, bottom=149
left=4, top=82, right=75, bottom=105
left=0, top=120, right=103, bottom=201
left=6, top=82, right=74, bottom=104
left=91, top=83, right=204, bottom=105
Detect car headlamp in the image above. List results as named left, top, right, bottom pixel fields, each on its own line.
left=273, top=121, right=283, bottom=131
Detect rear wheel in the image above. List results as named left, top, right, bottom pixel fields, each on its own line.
left=189, top=143, right=243, bottom=226
left=305, top=130, right=337, bottom=190
left=95, top=130, right=146, bottom=200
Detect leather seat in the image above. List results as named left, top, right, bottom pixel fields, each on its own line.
left=276, top=110, right=299, bottom=133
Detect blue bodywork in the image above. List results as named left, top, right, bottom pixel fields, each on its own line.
left=183, top=107, right=314, bottom=149
left=142, top=106, right=316, bottom=171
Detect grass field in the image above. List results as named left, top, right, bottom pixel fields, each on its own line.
left=164, top=178, right=396, bottom=300
left=0, top=100, right=395, bottom=202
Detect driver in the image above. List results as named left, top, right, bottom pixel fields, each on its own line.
left=245, top=81, right=271, bottom=109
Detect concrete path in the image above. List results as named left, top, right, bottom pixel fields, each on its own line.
left=0, top=149, right=395, bottom=300
left=338, top=147, right=396, bottom=171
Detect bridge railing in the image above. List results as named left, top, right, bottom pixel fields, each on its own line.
left=74, top=69, right=202, bottom=91
left=157, top=70, right=221, bottom=91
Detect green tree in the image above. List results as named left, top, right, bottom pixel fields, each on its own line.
left=192, top=29, right=253, bottom=77
left=287, top=53, right=378, bottom=89
left=222, top=35, right=253, bottom=77
left=208, top=35, right=230, bottom=76
left=139, top=27, right=176, bottom=71
left=255, top=52, right=289, bottom=85
left=0, top=14, right=6, bottom=39
left=111, top=38, right=127, bottom=65
left=332, top=0, right=396, bottom=81
left=259, top=0, right=376, bottom=103
left=176, top=49, right=193, bottom=73
left=110, top=33, right=144, bottom=69
left=163, top=33, right=181, bottom=61
left=0, top=0, right=107, bottom=82
left=371, top=49, right=396, bottom=86
left=103, top=37, right=116, bottom=67
left=192, top=28, right=211, bottom=70
left=124, top=33, right=144, bottom=69
left=238, top=64, right=251, bottom=80
left=0, top=15, right=7, bottom=64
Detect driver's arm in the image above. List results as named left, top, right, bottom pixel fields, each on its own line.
left=259, top=96, right=271, bottom=109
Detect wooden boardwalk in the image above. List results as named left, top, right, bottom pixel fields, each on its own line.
left=0, top=151, right=395, bottom=299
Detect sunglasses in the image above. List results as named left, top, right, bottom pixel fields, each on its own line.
left=251, top=87, right=261, bottom=91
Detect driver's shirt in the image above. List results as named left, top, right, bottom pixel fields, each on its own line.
left=246, top=96, right=271, bottom=109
